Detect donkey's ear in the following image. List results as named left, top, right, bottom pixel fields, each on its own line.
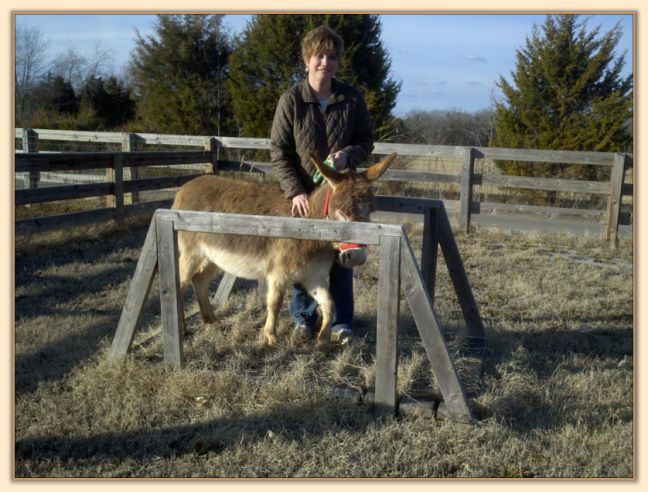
left=363, top=153, right=396, bottom=182
left=310, top=151, right=345, bottom=187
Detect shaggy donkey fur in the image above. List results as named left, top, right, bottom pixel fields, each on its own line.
left=171, top=152, right=396, bottom=346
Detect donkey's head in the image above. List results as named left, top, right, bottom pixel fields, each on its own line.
left=309, top=152, right=396, bottom=223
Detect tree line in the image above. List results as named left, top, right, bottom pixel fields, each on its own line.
left=16, top=14, right=404, bottom=139
left=16, top=14, right=632, bottom=178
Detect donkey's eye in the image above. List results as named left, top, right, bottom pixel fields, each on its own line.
left=355, top=203, right=371, bottom=216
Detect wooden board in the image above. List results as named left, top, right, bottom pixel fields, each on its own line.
left=420, top=207, right=440, bottom=306
left=16, top=182, right=113, bottom=205
left=16, top=153, right=114, bottom=172
left=375, top=195, right=444, bottom=215
left=374, top=233, right=401, bottom=415
left=438, top=207, right=485, bottom=340
left=123, top=175, right=203, bottom=193
left=123, top=151, right=211, bottom=167
left=212, top=272, right=237, bottom=306
left=478, top=173, right=610, bottom=194
left=158, top=209, right=402, bottom=245
left=15, top=208, right=116, bottom=235
left=155, top=215, right=184, bottom=368
left=17, top=128, right=624, bottom=166
left=108, top=219, right=159, bottom=360
left=606, top=153, right=627, bottom=246
left=399, top=232, right=474, bottom=423
left=460, top=148, right=475, bottom=231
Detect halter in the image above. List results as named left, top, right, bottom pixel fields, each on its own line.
left=320, top=187, right=365, bottom=252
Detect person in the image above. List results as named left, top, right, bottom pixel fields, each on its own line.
left=270, top=25, right=374, bottom=345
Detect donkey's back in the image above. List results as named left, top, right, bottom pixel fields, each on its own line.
left=173, top=175, right=291, bottom=217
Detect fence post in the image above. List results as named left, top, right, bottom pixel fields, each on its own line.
left=21, top=128, right=39, bottom=190
left=204, top=137, right=219, bottom=173
left=155, top=213, right=184, bottom=369
left=605, top=153, right=627, bottom=248
left=420, top=206, right=440, bottom=306
left=374, top=233, right=401, bottom=416
left=106, top=153, right=125, bottom=213
left=122, top=132, right=138, bottom=204
left=459, top=147, right=475, bottom=233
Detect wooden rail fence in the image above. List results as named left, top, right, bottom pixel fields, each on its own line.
left=108, top=206, right=485, bottom=424
left=15, top=128, right=633, bottom=244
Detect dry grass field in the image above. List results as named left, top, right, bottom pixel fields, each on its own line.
left=14, top=214, right=633, bottom=478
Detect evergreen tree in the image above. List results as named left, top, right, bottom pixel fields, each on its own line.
left=226, top=15, right=305, bottom=139
left=80, top=75, right=135, bottom=129
left=129, top=15, right=232, bottom=135
left=493, top=15, right=632, bottom=180
left=227, top=14, right=401, bottom=141
left=32, top=74, right=79, bottom=115
left=102, top=76, right=136, bottom=128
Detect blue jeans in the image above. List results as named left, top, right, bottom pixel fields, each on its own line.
left=289, top=263, right=354, bottom=331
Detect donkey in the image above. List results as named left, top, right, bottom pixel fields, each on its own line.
left=171, top=152, right=396, bottom=346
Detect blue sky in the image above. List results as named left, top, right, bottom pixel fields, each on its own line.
left=15, top=13, right=634, bottom=116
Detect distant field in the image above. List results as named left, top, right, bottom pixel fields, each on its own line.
left=14, top=216, right=633, bottom=478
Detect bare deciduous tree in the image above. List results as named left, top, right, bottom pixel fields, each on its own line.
left=50, top=43, right=114, bottom=91
left=87, top=42, right=115, bottom=80
left=402, top=108, right=495, bottom=147
left=15, top=26, right=48, bottom=125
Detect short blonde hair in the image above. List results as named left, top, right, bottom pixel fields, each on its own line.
left=301, top=26, right=344, bottom=64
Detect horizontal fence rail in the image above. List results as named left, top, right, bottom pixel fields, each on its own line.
left=16, top=127, right=623, bottom=164
left=15, top=128, right=633, bottom=244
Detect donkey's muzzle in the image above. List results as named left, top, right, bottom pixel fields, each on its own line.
left=335, top=243, right=368, bottom=268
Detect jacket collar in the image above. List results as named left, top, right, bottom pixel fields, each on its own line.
left=300, top=78, right=346, bottom=105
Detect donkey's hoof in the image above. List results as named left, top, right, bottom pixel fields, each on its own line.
left=201, top=309, right=218, bottom=324
left=263, top=333, right=278, bottom=346
left=316, top=336, right=331, bottom=349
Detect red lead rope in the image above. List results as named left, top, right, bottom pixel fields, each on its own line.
left=322, top=188, right=332, bottom=219
left=322, top=188, right=366, bottom=251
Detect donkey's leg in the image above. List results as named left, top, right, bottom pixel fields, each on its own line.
left=178, top=238, right=202, bottom=333
left=191, top=262, right=219, bottom=324
left=302, top=278, right=334, bottom=347
left=178, top=234, right=198, bottom=291
left=261, top=275, right=285, bottom=346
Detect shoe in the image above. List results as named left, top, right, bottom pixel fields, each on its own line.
left=330, top=326, right=354, bottom=346
left=292, top=323, right=313, bottom=342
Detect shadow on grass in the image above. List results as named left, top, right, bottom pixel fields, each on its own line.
left=15, top=398, right=377, bottom=471
left=483, top=323, right=633, bottom=372
left=15, top=292, right=162, bottom=395
left=15, top=315, right=118, bottom=395
left=15, top=221, right=150, bottom=270
left=14, top=263, right=138, bottom=322
left=477, top=323, right=633, bottom=432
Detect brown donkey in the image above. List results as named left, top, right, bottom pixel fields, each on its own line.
left=171, top=152, right=396, bottom=346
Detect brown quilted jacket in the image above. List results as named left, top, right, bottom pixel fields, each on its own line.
left=270, top=78, right=374, bottom=199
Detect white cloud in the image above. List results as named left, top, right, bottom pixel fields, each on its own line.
left=467, top=54, right=487, bottom=63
